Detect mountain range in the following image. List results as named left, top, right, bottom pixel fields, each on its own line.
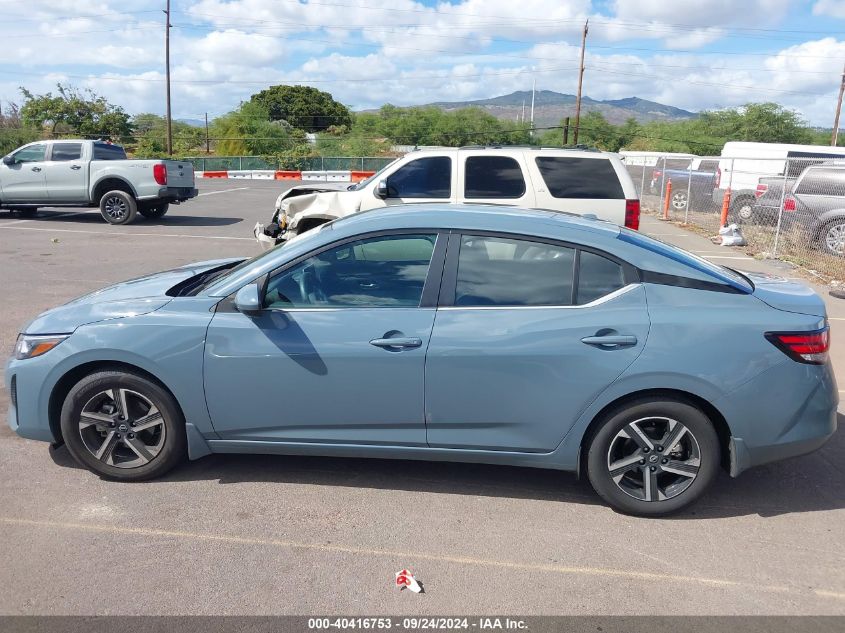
left=408, top=90, right=697, bottom=126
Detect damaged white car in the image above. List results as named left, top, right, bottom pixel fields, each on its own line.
left=254, top=147, right=641, bottom=249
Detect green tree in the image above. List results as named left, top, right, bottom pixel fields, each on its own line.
left=695, top=102, right=813, bottom=145
left=250, top=85, right=352, bottom=132
left=132, top=113, right=206, bottom=158
left=0, top=101, right=40, bottom=155
left=19, top=83, right=133, bottom=142
left=210, top=101, right=307, bottom=155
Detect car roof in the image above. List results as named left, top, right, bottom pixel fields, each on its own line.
left=323, top=203, right=622, bottom=239
left=406, top=146, right=612, bottom=158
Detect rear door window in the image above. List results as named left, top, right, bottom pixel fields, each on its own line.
left=386, top=157, right=451, bottom=198
left=464, top=156, right=526, bottom=199
left=50, top=143, right=83, bottom=161
left=535, top=157, right=624, bottom=199
left=454, top=235, right=576, bottom=307
left=577, top=251, right=626, bottom=304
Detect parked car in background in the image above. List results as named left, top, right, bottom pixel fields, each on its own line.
left=712, top=141, right=845, bottom=223
left=0, top=140, right=198, bottom=225
left=254, top=146, right=640, bottom=248
left=649, top=157, right=720, bottom=212
left=768, top=163, right=845, bottom=256
left=8, top=204, right=837, bottom=516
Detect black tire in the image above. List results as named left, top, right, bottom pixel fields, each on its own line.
left=586, top=398, right=720, bottom=517
left=139, top=202, right=169, bottom=219
left=17, top=207, right=38, bottom=217
left=60, top=370, right=187, bottom=481
left=99, top=190, right=137, bottom=225
left=818, top=219, right=845, bottom=257
left=729, top=196, right=755, bottom=225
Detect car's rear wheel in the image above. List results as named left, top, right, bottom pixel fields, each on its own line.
left=139, top=202, right=169, bottom=219
left=819, top=219, right=845, bottom=256
left=670, top=189, right=688, bottom=211
left=99, top=190, right=137, bottom=225
left=730, top=196, right=755, bottom=224
left=60, top=370, right=186, bottom=480
left=586, top=399, right=720, bottom=516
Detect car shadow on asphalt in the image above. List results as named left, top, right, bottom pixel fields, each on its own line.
left=48, top=413, right=844, bottom=520
left=9, top=210, right=243, bottom=227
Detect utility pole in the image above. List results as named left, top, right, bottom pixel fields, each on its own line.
left=530, top=77, right=536, bottom=137
left=205, top=112, right=210, bottom=153
left=164, top=0, right=173, bottom=155
left=832, top=62, right=845, bottom=146
left=573, top=18, right=589, bottom=145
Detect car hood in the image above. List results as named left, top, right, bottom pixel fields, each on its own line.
left=746, top=271, right=827, bottom=318
left=23, top=258, right=242, bottom=334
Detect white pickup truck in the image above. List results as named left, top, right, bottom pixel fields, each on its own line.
left=0, top=140, right=198, bottom=224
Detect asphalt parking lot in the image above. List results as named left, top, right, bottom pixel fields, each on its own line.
left=0, top=178, right=843, bottom=615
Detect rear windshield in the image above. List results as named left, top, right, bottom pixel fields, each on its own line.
left=92, top=143, right=127, bottom=160
left=618, top=230, right=753, bottom=293
left=535, top=157, right=624, bottom=199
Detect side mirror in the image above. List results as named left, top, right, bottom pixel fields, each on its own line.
left=2, top=155, right=14, bottom=166
left=375, top=179, right=389, bottom=199
left=234, top=283, right=262, bottom=314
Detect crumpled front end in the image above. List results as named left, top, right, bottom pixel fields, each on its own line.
left=255, top=189, right=362, bottom=249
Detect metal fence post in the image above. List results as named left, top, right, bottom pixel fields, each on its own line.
left=772, top=159, right=790, bottom=258
left=640, top=160, right=646, bottom=198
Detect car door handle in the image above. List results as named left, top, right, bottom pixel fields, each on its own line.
left=581, top=335, right=638, bottom=348
left=370, top=337, right=422, bottom=349
left=70, top=164, right=82, bottom=170
left=31, top=166, right=41, bottom=172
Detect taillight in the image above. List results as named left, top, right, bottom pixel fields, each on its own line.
left=715, top=166, right=721, bottom=188
left=766, top=327, right=830, bottom=365
left=652, top=170, right=662, bottom=179
left=783, top=195, right=796, bottom=212
left=153, top=163, right=167, bottom=185
left=624, top=199, right=640, bottom=231
left=755, top=183, right=768, bottom=198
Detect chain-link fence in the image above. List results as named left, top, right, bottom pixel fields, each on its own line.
left=621, top=152, right=845, bottom=283
left=183, top=156, right=395, bottom=172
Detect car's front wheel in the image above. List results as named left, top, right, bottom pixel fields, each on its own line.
left=60, top=370, right=186, bottom=480
left=586, top=399, right=720, bottom=516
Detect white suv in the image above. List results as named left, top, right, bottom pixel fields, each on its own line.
left=255, top=146, right=640, bottom=248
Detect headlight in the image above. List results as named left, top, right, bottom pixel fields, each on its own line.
left=14, top=334, right=69, bottom=360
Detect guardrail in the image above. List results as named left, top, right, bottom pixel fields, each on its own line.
left=195, top=169, right=375, bottom=183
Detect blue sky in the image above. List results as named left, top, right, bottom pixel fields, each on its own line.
left=1, top=0, right=844, bottom=125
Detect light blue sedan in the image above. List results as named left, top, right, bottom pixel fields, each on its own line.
left=6, top=204, right=838, bottom=516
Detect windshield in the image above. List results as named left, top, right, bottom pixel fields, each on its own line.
left=347, top=158, right=399, bottom=191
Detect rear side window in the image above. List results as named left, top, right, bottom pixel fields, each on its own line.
left=454, top=235, right=575, bottom=306
left=795, top=169, right=845, bottom=197
left=386, top=156, right=451, bottom=198
left=92, top=143, right=127, bottom=160
left=535, top=157, right=624, bottom=199
left=50, top=143, right=82, bottom=161
left=577, top=251, right=625, bottom=304
left=464, top=156, right=526, bottom=199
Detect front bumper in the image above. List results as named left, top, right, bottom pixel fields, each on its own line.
left=6, top=354, right=58, bottom=443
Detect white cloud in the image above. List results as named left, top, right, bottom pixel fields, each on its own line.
left=813, top=0, right=845, bottom=18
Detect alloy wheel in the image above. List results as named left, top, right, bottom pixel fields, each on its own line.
left=671, top=191, right=688, bottom=211
left=824, top=222, right=845, bottom=256
left=78, top=388, right=166, bottom=468
left=103, top=196, right=128, bottom=221
left=606, top=417, right=701, bottom=502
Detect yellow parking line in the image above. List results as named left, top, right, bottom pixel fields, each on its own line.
left=2, top=516, right=842, bottom=601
